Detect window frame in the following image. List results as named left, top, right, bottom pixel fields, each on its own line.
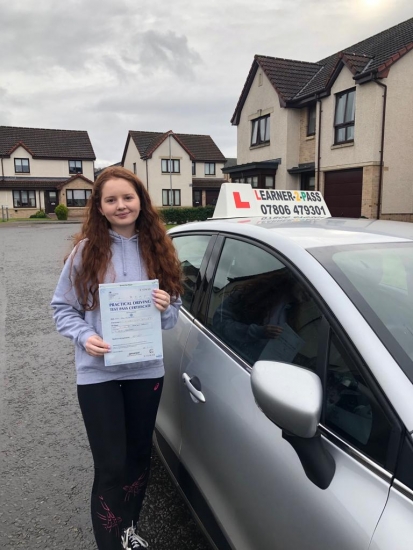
left=13, top=189, right=36, bottom=208
left=204, top=162, right=215, bottom=176
left=14, top=158, right=30, bottom=174
left=307, top=105, right=316, bottom=136
left=161, top=159, right=180, bottom=174
left=162, top=189, right=181, bottom=206
left=69, top=160, right=83, bottom=174
left=251, top=114, right=270, bottom=146
left=171, top=232, right=218, bottom=316
left=334, top=88, right=356, bottom=144
left=186, top=231, right=402, bottom=473
left=66, top=188, right=92, bottom=207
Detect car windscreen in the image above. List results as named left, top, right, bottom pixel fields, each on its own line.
left=310, top=242, right=413, bottom=382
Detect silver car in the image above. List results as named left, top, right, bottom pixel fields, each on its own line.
left=154, top=216, right=413, bottom=550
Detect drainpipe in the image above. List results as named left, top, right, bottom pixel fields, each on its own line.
left=374, top=78, right=387, bottom=220
left=168, top=133, right=173, bottom=205
left=145, top=158, right=149, bottom=192
left=316, top=96, right=322, bottom=192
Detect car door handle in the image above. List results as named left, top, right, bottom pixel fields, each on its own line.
left=182, top=373, right=206, bottom=403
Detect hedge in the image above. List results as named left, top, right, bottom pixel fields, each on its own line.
left=159, top=205, right=215, bottom=225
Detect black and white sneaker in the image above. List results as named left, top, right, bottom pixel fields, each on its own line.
left=121, top=523, right=148, bottom=549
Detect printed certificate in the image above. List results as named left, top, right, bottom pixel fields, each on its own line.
left=259, top=323, right=304, bottom=363
left=99, top=280, right=163, bottom=367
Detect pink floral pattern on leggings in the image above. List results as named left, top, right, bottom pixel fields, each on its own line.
left=123, top=469, right=148, bottom=502
left=97, top=496, right=122, bottom=536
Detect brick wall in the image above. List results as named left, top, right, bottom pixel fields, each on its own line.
left=361, top=165, right=380, bottom=218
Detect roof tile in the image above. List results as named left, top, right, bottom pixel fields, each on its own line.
left=129, top=131, right=226, bottom=162
left=232, top=17, right=413, bottom=121
left=0, top=126, right=96, bottom=159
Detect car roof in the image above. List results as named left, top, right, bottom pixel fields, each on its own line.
left=169, top=217, right=413, bottom=249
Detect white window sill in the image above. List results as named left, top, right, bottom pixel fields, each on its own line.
left=331, top=142, right=354, bottom=150
left=305, top=135, right=315, bottom=141
left=250, top=142, right=270, bottom=150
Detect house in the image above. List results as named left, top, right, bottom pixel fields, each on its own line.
left=94, top=161, right=122, bottom=180
left=224, top=17, right=413, bottom=221
left=121, top=130, right=227, bottom=207
left=0, top=126, right=95, bottom=218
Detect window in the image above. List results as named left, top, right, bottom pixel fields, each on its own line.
left=14, top=158, right=30, bottom=173
left=162, top=189, right=181, bottom=206
left=69, top=160, right=83, bottom=174
left=325, top=331, right=393, bottom=466
left=307, top=105, right=316, bottom=136
left=265, top=176, right=275, bottom=188
left=173, top=235, right=211, bottom=310
left=205, top=163, right=215, bottom=176
left=251, top=115, right=270, bottom=146
left=13, top=190, right=36, bottom=208
left=192, top=162, right=196, bottom=176
left=161, top=159, right=180, bottom=173
left=193, top=190, right=202, bottom=207
left=133, top=162, right=136, bottom=175
left=334, top=89, right=355, bottom=144
left=234, top=175, right=275, bottom=189
left=301, top=174, right=315, bottom=191
left=66, top=189, right=92, bottom=207
left=206, top=238, right=323, bottom=368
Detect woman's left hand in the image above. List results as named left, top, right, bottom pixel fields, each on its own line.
left=152, top=289, right=171, bottom=312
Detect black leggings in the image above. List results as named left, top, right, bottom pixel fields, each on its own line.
left=77, top=377, right=163, bottom=550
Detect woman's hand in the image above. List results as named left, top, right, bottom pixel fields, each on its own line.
left=152, top=289, right=171, bottom=312
left=85, top=334, right=111, bottom=356
left=263, top=325, right=283, bottom=339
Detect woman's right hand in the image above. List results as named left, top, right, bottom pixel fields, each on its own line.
left=263, top=325, right=283, bottom=339
left=85, top=335, right=111, bottom=356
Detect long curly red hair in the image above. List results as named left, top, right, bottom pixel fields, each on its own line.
left=70, top=166, right=183, bottom=310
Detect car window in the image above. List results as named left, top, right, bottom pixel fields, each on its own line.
left=311, top=243, right=413, bottom=383
left=173, top=235, right=211, bottom=311
left=206, top=238, right=323, bottom=368
left=325, top=332, right=393, bottom=467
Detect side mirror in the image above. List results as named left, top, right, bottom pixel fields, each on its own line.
left=251, top=360, right=322, bottom=438
left=251, top=360, right=335, bottom=489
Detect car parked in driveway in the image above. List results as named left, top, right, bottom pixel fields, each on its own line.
left=154, top=186, right=413, bottom=550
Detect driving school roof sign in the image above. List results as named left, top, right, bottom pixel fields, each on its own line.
left=212, top=183, right=331, bottom=219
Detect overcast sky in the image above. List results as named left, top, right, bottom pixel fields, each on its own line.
left=1, top=0, right=412, bottom=167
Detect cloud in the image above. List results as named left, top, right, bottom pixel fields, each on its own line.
left=1, top=0, right=411, bottom=165
left=128, top=30, right=202, bottom=77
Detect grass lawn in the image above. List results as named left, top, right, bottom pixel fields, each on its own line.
left=6, top=218, right=56, bottom=222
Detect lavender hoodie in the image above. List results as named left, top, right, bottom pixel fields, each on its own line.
left=51, top=230, right=181, bottom=385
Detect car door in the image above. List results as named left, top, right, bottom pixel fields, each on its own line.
left=157, top=233, right=216, bottom=459
left=179, top=235, right=399, bottom=550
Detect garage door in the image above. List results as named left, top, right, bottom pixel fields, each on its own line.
left=324, top=169, right=362, bottom=218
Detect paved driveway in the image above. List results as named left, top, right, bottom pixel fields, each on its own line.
left=0, top=223, right=210, bottom=550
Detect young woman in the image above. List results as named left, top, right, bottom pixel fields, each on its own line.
left=51, top=166, right=182, bottom=549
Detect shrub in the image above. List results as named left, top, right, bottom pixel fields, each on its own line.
left=55, top=204, right=69, bottom=220
left=159, top=205, right=215, bottom=225
left=29, top=209, right=48, bottom=219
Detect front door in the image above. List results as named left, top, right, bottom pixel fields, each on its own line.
left=44, top=190, right=58, bottom=214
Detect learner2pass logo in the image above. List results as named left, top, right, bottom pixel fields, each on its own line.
left=212, top=182, right=331, bottom=219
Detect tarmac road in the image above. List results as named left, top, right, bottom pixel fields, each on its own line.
left=0, top=223, right=210, bottom=550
